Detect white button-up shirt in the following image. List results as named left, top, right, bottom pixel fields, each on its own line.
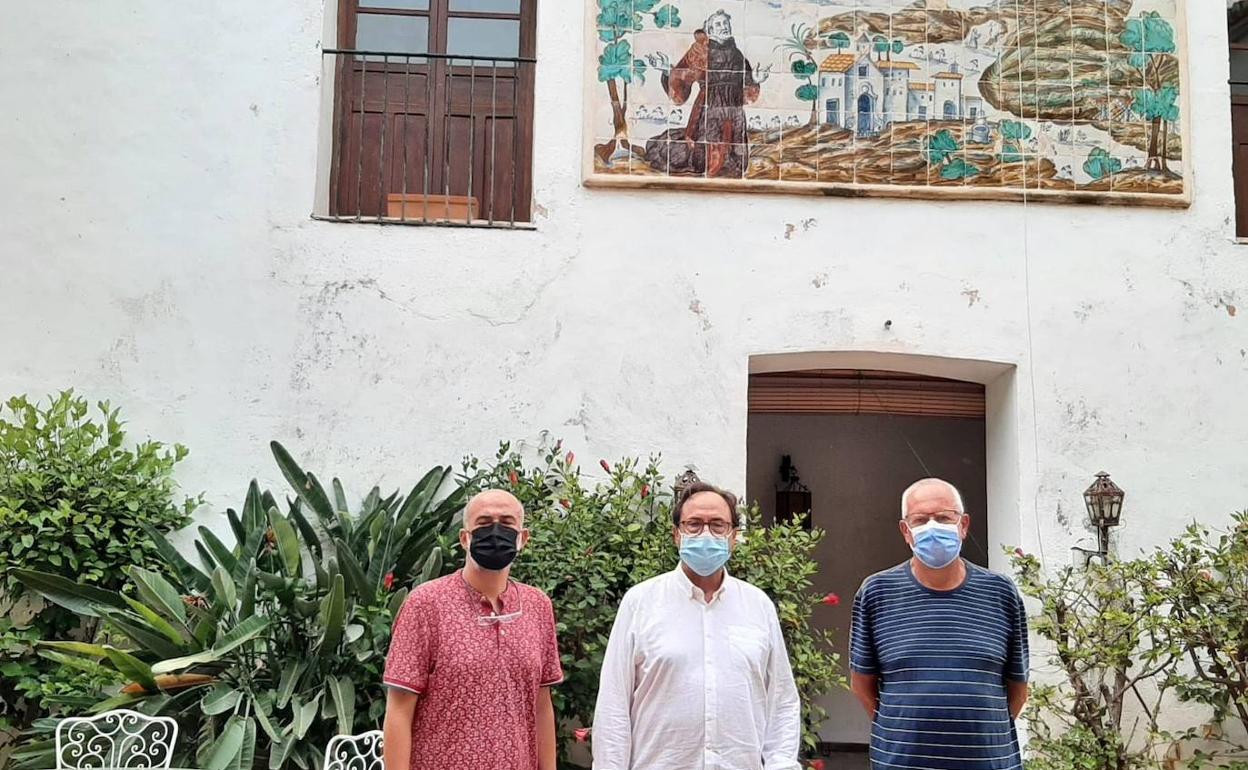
left=591, top=567, right=802, bottom=770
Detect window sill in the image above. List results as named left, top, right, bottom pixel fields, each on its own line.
left=311, top=214, right=536, bottom=231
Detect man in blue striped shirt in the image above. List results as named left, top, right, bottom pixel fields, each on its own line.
left=849, top=478, right=1029, bottom=770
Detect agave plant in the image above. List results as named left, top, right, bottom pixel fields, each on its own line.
left=12, top=442, right=467, bottom=770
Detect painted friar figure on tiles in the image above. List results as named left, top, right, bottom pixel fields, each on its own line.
left=644, top=10, right=770, bottom=178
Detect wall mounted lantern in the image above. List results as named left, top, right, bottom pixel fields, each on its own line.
left=1072, top=471, right=1125, bottom=566
left=775, top=455, right=813, bottom=531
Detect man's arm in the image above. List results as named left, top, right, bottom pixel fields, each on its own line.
left=1005, top=582, right=1031, bottom=720
left=850, top=671, right=878, bottom=717
left=383, top=688, right=418, bottom=770
left=848, top=581, right=880, bottom=718
left=591, top=594, right=637, bottom=770
left=537, top=687, right=556, bottom=770
left=1007, top=679, right=1028, bottom=719
left=761, top=606, right=802, bottom=770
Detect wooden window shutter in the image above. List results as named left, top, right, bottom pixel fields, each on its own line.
left=748, top=370, right=985, bottom=419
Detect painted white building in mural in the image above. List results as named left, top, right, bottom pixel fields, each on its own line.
left=819, top=50, right=979, bottom=133
left=2, top=0, right=1246, bottom=751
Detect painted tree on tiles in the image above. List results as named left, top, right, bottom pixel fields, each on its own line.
left=1120, top=11, right=1179, bottom=173
left=999, top=120, right=1032, bottom=165
left=1083, top=147, right=1123, bottom=181
left=873, top=36, right=903, bottom=62
left=779, top=24, right=819, bottom=126
left=925, top=129, right=978, bottom=180
left=595, top=0, right=682, bottom=159
left=824, top=31, right=850, bottom=54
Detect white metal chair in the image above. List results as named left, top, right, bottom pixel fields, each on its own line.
left=323, top=730, right=383, bottom=770
left=55, top=708, right=178, bottom=770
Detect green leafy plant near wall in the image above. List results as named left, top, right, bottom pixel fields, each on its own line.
left=463, top=439, right=845, bottom=767
left=1151, top=513, right=1248, bottom=769
left=1011, top=513, right=1248, bottom=770
left=0, top=392, right=196, bottom=744
left=1010, top=550, right=1183, bottom=770
left=12, top=442, right=465, bottom=770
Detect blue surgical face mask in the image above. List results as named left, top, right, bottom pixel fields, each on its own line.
left=907, top=520, right=963, bottom=569
left=680, top=533, right=732, bottom=577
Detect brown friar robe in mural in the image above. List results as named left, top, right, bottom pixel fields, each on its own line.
left=644, top=31, right=762, bottom=178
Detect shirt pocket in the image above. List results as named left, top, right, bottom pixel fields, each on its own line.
left=725, top=624, right=770, bottom=672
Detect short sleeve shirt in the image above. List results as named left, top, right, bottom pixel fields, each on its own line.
left=384, top=571, right=564, bottom=770
left=850, top=560, right=1029, bottom=770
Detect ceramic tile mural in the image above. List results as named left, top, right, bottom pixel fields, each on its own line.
left=583, top=0, right=1189, bottom=205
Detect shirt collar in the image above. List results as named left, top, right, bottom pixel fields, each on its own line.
left=672, top=565, right=730, bottom=604
left=457, top=569, right=520, bottom=614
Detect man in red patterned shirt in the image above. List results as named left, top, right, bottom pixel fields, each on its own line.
left=382, top=489, right=562, bottom=770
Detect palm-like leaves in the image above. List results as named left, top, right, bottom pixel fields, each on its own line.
left=15, top=442, right=466, bottom=770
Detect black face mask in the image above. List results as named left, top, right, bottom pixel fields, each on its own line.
left=469, top=523, right=520, bottom=571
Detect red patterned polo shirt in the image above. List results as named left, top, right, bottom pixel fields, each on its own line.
left=383, top=571, right=564, bottom=770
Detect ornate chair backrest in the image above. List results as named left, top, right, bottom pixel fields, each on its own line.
left=55, top=709, right=178, bottom=770
left=323, top=730, right=384, bottom=770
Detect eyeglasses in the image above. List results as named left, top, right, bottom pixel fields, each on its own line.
left=477, top=610, right=523, bottom=626
left=678, top=520, right=734, bottom=536
left=904, top=509, right=964, bottom=528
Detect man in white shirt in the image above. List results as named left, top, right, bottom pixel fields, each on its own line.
left=591, top=482, right=802, bottom=770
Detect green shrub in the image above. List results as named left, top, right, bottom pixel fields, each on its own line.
left=1151, top=512, right=1248, bottom=768
left=1010, top=549, right=1183, bottom=770
left=0, top=392, right=196, bottom=737
left=464, top=439, right=844, bottom=765
left=1012, top=513, right=1248, bottom=770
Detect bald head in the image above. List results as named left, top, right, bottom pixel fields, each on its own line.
left=465, top=489, right=525, bottom=530
left=901, top=478, right=964, bottom=521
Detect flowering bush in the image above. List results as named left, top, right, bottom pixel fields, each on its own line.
left=463, top=438, right=845, bottom=765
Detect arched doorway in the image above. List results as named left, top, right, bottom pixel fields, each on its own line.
left=744, top=351, right=1022, bottom=766
left=943, top=99, right=958, bottom=120
left=856, top=92, right=874, bottom=136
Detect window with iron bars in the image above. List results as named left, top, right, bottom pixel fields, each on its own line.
left=325, top=0, right=536, bottom=228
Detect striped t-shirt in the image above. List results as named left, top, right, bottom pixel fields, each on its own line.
left=850, top=559, right=1029, bottom=770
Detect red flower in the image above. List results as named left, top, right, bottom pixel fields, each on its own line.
left=566, top=451, right=575, bottom=466
left=508, top=469, right=519, bottom=486
left=574, top=728, right=590, bottom=743
left=1014, top=547, right=1026, bottom=558
left=809, top=760, right=825, bottom=770
left=560, top=499, right=572, bottom=510
left=641, top=483, right=650, bottom=499
left=600, top=459, right=611, bottom=473
left=821, top=593, right=841, bottom=607
left=383, top=572, right=395, bottom=591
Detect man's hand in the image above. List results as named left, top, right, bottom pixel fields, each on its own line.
left=850, top=671, right=879, bottom=718
left=645, top=52, right=672, bottom=73
left=753, top=63, right=772, bottom=84
left=1008, top=680, right=1029, bottom=720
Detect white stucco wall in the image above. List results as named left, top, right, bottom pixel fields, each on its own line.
left=2, top=0, right=1246, bottom=574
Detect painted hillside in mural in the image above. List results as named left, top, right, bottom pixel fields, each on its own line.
left=584, top=0, right=1188, bottom=204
